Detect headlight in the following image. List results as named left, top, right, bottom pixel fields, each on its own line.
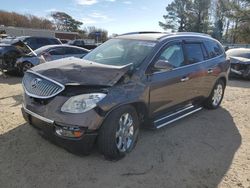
left=61, top=93, right=106, bottom=113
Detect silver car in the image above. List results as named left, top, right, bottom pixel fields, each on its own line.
left=16, top=45, right=90, bottom=74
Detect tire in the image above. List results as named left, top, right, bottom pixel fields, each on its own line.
left=243, top=66, right=250, bottom=80
left=204, top=79, right=225, bottom=109
left=20, top=62, right=33, bottom=75
left=97, top=105, right=139, bottom=160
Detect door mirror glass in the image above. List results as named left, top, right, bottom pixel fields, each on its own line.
left=154, top=60, right=174, bottom=71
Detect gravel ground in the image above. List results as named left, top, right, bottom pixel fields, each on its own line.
left=0, top=73, right=249, bottom=188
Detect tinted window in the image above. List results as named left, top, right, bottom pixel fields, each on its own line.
left=24, top=38, right=37, bottom=49
left=74, top=40, right=83, bottom=46
left=184, top=43, right=204, bottom=64
left=36, top=38, right=50, bottom=46
left=204, top=40, right=223, bottom=58
left=48, top=38, right=61, bottom=45
left=48, top=48, right=65, bottom=55
left=65, top=47, right=85, bottom=54
left=158, top=44, right=184, bottom=68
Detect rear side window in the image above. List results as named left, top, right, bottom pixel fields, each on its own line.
left=204, top=40, right=223, bottom=58
left=48, top=48, right=65, bottom=55
left=184, top=43, right=205, bottom=64
left=65, top=47, right=86, bottom=54
left=49, top=38, right=61, bottom=45
left=36, top=38, right=50, bottom=46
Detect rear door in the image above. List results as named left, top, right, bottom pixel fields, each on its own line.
left=202, top=40, right=226, bottom=97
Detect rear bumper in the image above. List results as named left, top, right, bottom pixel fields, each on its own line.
left=22, top=107, right=97, bottom=154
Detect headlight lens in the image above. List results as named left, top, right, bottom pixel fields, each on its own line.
left=61, top=93, right=106, bottom=113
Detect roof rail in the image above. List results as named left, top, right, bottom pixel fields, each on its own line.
left=119, top=31, right=167, bottom=36
left=173, top=32, right=211, bottom=37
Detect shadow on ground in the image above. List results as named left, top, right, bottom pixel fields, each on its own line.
left=0, top=72, right=22, bottom=85
left=0, top=107, right=241, bottom=188
left=228, top=78, right=250, bottom=88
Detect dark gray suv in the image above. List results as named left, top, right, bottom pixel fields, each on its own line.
left=21, top=32, right=230, bottom=160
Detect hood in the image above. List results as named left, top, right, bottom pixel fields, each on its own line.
left=230, top=56, right=250, bottom=64
left=31, top=57, right=132, bottom=86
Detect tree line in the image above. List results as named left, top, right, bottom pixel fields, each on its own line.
left=159, top=0, right=250, bottom=43
left=0, top=10, right=108, bottom=41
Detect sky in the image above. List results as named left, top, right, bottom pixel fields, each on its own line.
left=0, top=0, right=172, bottom=35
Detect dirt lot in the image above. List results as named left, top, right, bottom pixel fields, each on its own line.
left=0, top=73, right=249, bottom=188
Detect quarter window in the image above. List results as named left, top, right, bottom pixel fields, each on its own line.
left=184, top=43, right=205, bottom=64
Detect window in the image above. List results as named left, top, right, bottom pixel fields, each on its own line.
left=65, top=47, right=85, bottom=54
left=84, top=39, right=155, bottom=67
left=36, top=38, right=50, bottom=46
left=24, top=38, right=37, bottom=50
left=48, top=48, right=65, bottom=55
left=184, top=43, right=205, bottom=64
left=157, top=44, right=184, bottom=68
left=48, top=38, right=61, bottom=45
left=204, top=40, right=223, bottom=58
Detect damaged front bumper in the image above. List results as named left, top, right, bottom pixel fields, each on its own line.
left=230, top=63, right=250, bottom=78
left=21, top=103, right=101, bottom=154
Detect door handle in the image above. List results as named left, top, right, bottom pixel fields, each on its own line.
left=181, top=77, right=189, bottom=82
left=207, top=69, right=214, bottom=74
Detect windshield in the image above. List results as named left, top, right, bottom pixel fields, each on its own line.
left=83, top=39, right=156, bottom=67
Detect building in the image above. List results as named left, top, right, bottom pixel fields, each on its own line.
left=0, top=26, right=79, bottom=40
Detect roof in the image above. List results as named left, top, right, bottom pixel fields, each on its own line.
left=34, top=44, right=89, bottom=53
left=116, top=32, right=212, bottom=41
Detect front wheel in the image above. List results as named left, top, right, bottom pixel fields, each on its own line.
left=97, top=105, right=139, bottom=160
left=20, top=62, right=33, bottom=75
left=204, top=79, right=225, bottom=109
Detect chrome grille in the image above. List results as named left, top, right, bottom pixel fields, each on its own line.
left=22, top=71, right=65, bottom=99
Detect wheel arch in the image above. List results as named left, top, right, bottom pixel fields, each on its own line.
left=102, top=101, right=149, bottom=124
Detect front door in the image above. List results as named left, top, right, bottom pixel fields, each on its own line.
left=148, top=40, right=206, bottom=117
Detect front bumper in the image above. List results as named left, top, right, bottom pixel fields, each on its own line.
left=22, top=107, right=98, bottom=154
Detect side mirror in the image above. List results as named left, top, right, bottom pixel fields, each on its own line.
left=154, top=60, right=174, bottom=71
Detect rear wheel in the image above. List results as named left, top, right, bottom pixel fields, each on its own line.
left=204, top=79, right=225, bottom=109
left=97, top=105, right=139, bottom=160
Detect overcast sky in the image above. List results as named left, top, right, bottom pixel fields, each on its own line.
left=1, top=0, right=172, bottom=35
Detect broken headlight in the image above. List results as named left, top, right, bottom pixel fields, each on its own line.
left=61, top=93, right=106, bottom=113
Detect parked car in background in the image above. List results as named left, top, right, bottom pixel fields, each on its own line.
left=226, top=48, right=250, bottom=79
left=1, top=36, right=62, bottom=50
left=0, top=36, right=62, bottom=74
left=60, top=39, right=70, bottom=44
left=68, top=39, right=98, bottom=50
left=16, top=45, right=90, bottom=74
left=21, top=32, right=229, bottom=160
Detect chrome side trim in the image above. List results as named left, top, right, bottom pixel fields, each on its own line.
left=154, top=105, right=194, bottom=123
left=22, top=70, right=65, bottom=99
left=155, top=107, right=203, bottom=129
left=23, top=106, right=54, bottom=124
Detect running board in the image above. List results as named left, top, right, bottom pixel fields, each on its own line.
left=154, top=105, right=203, bottom=129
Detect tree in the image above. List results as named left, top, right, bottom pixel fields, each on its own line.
left=85, top=26, right=108, bottom=42
left=190, top=0, right=211, bottom=33
left=159, top=0, right=193, bottom=32
left=51, top=12, right=83, bottom=32
left=211, top=0, right=229, bottom=40
left=0, top=11, right=54, bottom=30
